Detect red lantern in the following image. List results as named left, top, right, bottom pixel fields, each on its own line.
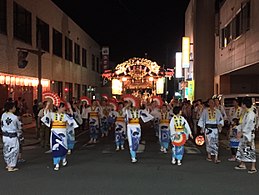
left=195, top=135, right=205, bottom=146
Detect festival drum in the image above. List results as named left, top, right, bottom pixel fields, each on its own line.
left=172, top=133, right=187, bottom=147
left=195, top=135, right=205, bottom=146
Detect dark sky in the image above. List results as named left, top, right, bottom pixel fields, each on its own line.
left=52, top=0, right=190, bottom=66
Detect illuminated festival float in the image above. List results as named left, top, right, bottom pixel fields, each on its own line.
left=102, top=57, right=174, bottom=106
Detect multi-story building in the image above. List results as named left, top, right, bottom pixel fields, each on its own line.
left=215, top=0, right=259, bottom=94
left=183, top=0, right=216, bottom=101
left=0, top=0, right=101, bottom=112
left=184, top=0, right=258, bottom=101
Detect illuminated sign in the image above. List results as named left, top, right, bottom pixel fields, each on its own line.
left=182, top=37, right=190, bottom=68
left=175, top=52, right=183, bottom=78
left=188, top=80, right=194, bottom=101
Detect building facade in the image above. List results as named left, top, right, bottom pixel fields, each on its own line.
left=215, top=0, right=259, bottom=94
left=184, top=0, right=216, bottom=101
left=0, top=0, right=101, bottom=112
left=184, top=0, right=259, bottom=101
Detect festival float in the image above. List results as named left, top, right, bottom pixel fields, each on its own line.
left=102, top=57, right=174, bottom=106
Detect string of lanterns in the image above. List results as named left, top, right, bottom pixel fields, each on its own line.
left=0, top=73, right=49, bottom=87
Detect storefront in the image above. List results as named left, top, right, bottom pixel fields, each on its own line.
left=0, top=73, right=50, bottom=114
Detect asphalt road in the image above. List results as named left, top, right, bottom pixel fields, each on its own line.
left=0, top=126, right=259, bottom=195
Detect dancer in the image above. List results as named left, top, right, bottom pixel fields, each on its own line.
left=41, top=101, right=78, bottom=171
left=235, top=97, right=257, bottom=174
left=67, top=102, right=82, bottom=154
left=100, top=99, right=110, bottom=137
left=1, top=102, right=22, bottom=172
left=87, top=100, right=101, bottom=143
left=159, top=104, right=172, bottom=153
left=198, top=98, right=224, bottom=164
left=228, top=118, right=240, bottom=161
left=170, top=106, right=193, bottom=166
left=113, top=102, right=126, bottom=151
left=125, top=100, right=153, bottom=163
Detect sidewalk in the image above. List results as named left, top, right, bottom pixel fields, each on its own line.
left=0, top=121, right=40, bottom=149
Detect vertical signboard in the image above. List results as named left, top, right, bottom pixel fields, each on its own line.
left=102, top=46, right=109, bottom=72
left=182, top=37, right=190, bottom=68
left=187, top=80, right=194, bottom=101
left=175, top=52, right=182, bottom=78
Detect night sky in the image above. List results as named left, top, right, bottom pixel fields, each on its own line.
left=52, top=0, right=190, bottom=67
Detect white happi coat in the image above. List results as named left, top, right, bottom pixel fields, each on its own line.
left=113, top=109, right=126, bottom=134
left=41, top=111, right=78, bottom=157
left=125, top=108, right=154, bottom=151
left=198, top=107, right=224, bottom=155
left=236, top=108, right=257, bottom=162
left=1, top=112, right=22, bottom=167
left=228, top=106, right=243, bottom=123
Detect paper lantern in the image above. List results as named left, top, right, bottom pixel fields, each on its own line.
left=156, top=78, right=164, bottom=94
left=15, top=77, right=20, bottom=85
left=195, top=135, right=205, bottom=146
left=112, top=79, right=122, bottom=95
left=0, top=75, right=5, bottom=84
left=5, top=76, right=10, bottom=85
left=11, top=77, right=16, bottom=85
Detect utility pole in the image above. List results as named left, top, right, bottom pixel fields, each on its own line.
left=37, top=31, right=43, bottom=103
left=17, top=31, right=44, bottom=102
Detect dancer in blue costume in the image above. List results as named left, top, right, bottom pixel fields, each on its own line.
left=41, top=101, right=78, bottom=171
left=170, top=106, right=193, bottom=166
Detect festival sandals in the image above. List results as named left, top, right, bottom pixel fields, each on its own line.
left=234, top=165, right=247, bottom=170
left=214, top=159, right=221, bottom=164
left=248, top=169, right=257, bottom=174
left=7, top=167, right=19, bottom=172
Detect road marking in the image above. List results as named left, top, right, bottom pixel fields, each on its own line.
left=136, top=144, right=145, bottom=153
left=184, top=146, right=201, bottom=154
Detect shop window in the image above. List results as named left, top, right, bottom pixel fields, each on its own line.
left=36, top=18, right=49, bottom=52
left=53, top=28, right=62, bottom=57
left=13, top=2, right=32, bottom=44
left=65, top=82, right=73, bottom=102
left=75, top=83, right=81, bottom=99
left=82, top=85, right=87, bottom=96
